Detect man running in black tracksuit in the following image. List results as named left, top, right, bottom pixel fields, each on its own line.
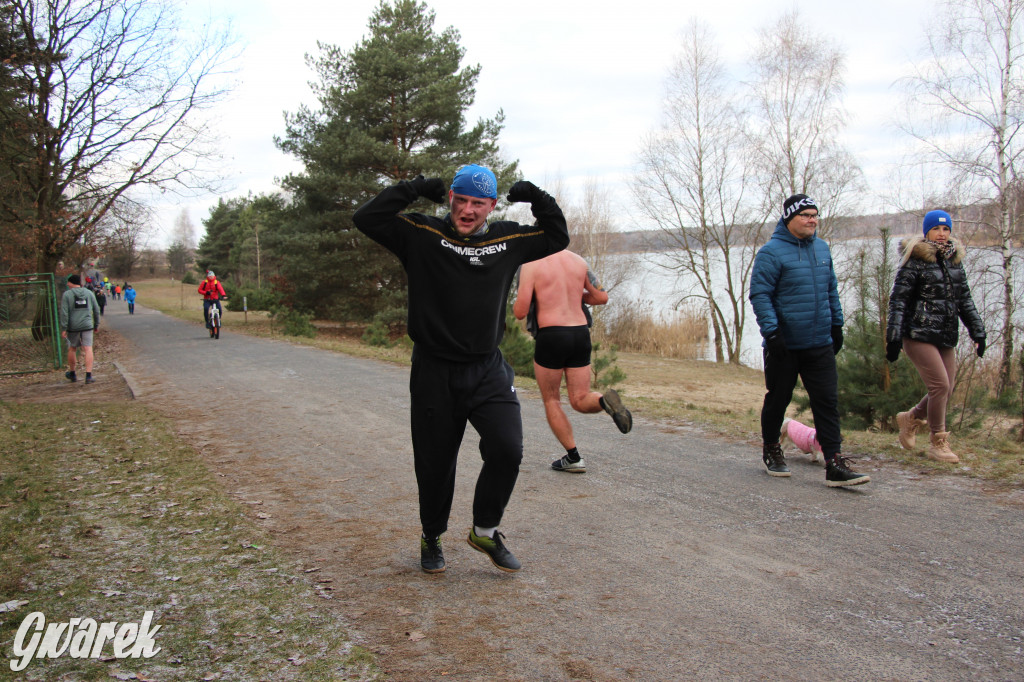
left=353, top=165, right=569, bottom=574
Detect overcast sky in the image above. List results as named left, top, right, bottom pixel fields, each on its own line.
left=157, top=0, right=936, bottom=246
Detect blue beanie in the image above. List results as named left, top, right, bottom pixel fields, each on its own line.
left=450, top=164, right=497, bottom=199
left=923, top=210, right=953, bottom=235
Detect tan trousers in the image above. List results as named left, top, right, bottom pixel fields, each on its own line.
left=902, top=338, right=957, bottom=433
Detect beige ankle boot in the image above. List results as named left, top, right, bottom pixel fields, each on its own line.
left=927, top=431, right=958, bottom=463
left=896, top=411, right=927, bottom=450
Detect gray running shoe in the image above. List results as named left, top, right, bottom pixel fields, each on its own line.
left=551, top=455, right=587, bottom=473
left=602, top=389, right=633, bottom=434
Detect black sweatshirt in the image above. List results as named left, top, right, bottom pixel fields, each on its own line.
left=353, top=179, right=569, bottom=362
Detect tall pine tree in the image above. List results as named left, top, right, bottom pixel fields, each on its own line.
left=274, top=0, right=516, bottom=319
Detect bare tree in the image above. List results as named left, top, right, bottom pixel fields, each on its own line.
left=564, top=179, right=637, bottom=295
left=0, top=0, right=236, bottom=276
left=632, top=19, right=759, bottom=364
left=745, top=9, right=864, bottom=236
left=897, top=0, right=1024, bottom=394
left=94, top=197, right=153, bottom=278
left=172, top=208, right=198, bottom=251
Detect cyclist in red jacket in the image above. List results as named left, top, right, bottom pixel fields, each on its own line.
left=198, top=271, right=227, bottom=330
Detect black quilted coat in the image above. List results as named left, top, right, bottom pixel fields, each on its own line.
left=886, top=236, right=985, bottom=349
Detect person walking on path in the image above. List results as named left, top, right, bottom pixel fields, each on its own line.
left=59, top=274, right=101, bottom=384
left=93, top=284, right=107, bottom=317
left=885, top=210, right=986, bottom=463
left=353, top=165, right=569, bottom=574
left=124, top=284, right=137, bottom=315
left=749, top=194, right=869, bottom=487
left=513, top=251, right=632, bottom=474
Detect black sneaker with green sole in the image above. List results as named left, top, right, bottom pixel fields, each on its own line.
left=467, top=529, right=521, bottom=572
left=420, top=535, right=445, bottom=573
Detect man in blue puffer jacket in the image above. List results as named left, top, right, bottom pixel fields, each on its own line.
left=749, top=194, right=869, bottom=487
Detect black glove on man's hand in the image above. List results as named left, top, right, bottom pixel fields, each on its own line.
left=409, top=175, right=447, bottom=204
left=975, top=338, right=986, bottom=358
left=506, top=180, right=540, bottom=203
left=831, top=325, right=844, bottom=355
left=886, top=340, right=902, bottom=363
left=765, top=332, right=787, bottom=358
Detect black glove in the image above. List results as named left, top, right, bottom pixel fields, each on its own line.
left=765, top=332, right=787, bottom=358
left=506, top=180, right=541, bottom=203
left=831, top=325, right=844, bottom=355
left=886, top=340, right=902, bottom=363
left=409, top=175, right=447, bottom=204
left=975, top=338, right=986, bottom=358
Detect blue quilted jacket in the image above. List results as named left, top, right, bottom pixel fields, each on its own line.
left=749, top=219, right=843, bottom=350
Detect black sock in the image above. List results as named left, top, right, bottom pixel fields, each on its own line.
left=598, top=396, right=606, bottom=411
left=565, top=447, right=580, bottom=463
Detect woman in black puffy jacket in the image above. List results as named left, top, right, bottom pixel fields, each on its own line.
left=885, top=210, right=985, bottom=463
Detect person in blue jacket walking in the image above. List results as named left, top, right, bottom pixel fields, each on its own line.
left=749, top=194, right=869, bottom=487
left=123, top=284, right=137, bottom=314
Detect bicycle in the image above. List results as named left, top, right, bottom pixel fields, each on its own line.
left=203, top=296, right=226, bottom=340
left=208, top=302, right=221, bottom=339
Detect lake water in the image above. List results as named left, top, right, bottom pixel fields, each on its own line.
left=606, top=238, right=1024, bottom=369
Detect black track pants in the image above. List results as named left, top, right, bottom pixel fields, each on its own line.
left=760, top=344, right=842, bottom=457
left=410, top=347, right=523, bottom=537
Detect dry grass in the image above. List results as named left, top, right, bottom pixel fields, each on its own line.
left=598, top=302, right=708, bottom=359
left=0, top=400, right=382, bottom=680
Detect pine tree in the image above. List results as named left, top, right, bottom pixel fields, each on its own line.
left=803, top=230, right=926, bottom=429
left=275, top=0, right=516, bottom=320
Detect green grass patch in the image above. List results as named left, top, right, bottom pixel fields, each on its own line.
left=0, top=401, right=381, bottom=681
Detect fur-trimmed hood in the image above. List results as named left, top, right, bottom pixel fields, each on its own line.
left=897, top=235, right=966, bottom=267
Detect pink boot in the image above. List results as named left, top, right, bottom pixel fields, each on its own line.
left=780, top=418, right=822, bottom=463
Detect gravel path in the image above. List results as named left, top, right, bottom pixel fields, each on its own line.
left=103, top=302, right=1024, bottom=681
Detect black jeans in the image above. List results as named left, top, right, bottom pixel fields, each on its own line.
left=409, top=347, right=523, bottom=537
left=761, top=344, right=842, bottom=457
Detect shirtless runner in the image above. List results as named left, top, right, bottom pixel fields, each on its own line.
left=514, top=250, right=632, bottom=473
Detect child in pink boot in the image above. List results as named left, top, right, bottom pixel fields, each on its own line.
left=780, top=418, right=822, bottom=463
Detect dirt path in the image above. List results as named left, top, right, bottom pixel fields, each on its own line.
left=31, top=302, right=1024, bottom=681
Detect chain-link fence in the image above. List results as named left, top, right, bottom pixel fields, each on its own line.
left=0, top=273, right=64, bottom=375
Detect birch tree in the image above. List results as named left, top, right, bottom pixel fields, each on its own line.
left=898, top=0, right=1024, bottom=395
left=632, top=19, right=758, bottom=364
left=746, top=9, right=864, bottom=237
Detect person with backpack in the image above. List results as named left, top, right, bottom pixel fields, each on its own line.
left=93, top=284, right=107, bottom=316
left=198, top=271, right=227, bottom=330
left=59, top=274, right=101, bottom=384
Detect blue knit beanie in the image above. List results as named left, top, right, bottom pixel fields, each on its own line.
left=922, top=210, right=952, bottom=235
left=450, top=164, right=497, bottom=199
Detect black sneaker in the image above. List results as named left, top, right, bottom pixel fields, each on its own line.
left=467, top=529, right=521, bottom=572
left=420, top=535, right=445, bottom=573
left=602, top=389, right=633, bottom=434
left=551, top=455, right=586, bottom=473
left=825, top=456, right=870, bottom=487
left=762, top=442, right=790, bottom=477
left=65, top=371, right=77, bottom=382
left=84, top=374, right=95, bottom=384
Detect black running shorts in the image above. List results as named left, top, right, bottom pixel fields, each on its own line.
left=534, top=325, right=592, bottom=370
